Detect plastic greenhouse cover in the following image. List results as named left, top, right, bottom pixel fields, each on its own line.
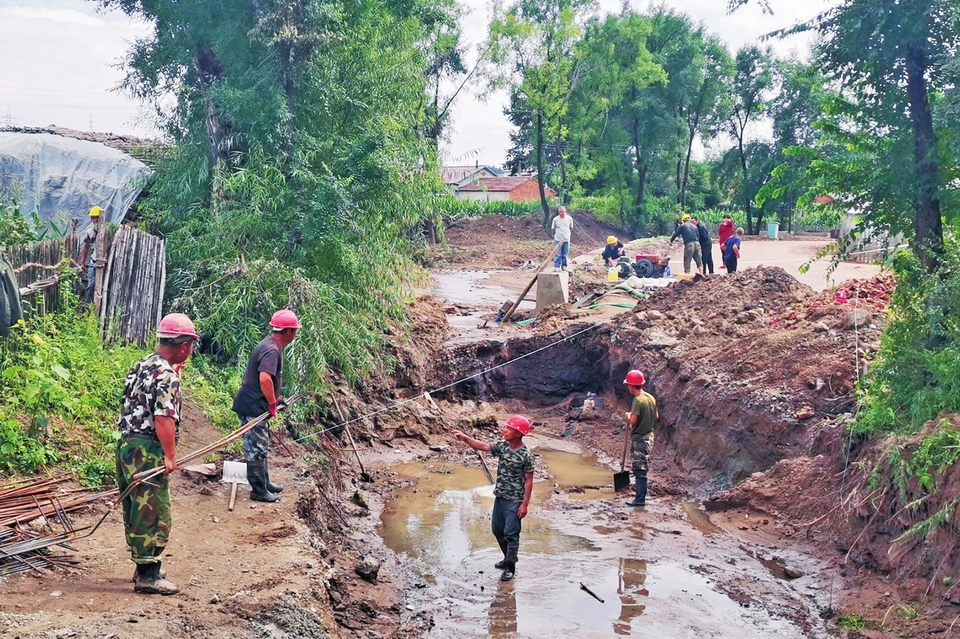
left=0, top=132, right=153, bottom=234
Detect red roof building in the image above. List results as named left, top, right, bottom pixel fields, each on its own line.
left=455, top=176, right=555, bottom=203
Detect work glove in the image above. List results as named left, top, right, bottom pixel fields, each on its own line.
left=268, top=402, right=278, bottom=417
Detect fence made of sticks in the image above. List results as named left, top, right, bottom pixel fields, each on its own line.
left=7, top=224, right=166, bottom=347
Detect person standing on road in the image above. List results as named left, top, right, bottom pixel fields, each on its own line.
left=550, top=206, right=574, bottom=271
left=116, top=313, right=198, bottom=596
left=231, top=309, right=301, bottom=503
left=622, top=370, right=657, bottom=508
left=602, top=235, right=626, bottom=267
left=78, top=206, right=105, bottom=305
left=452, top=415, right=535, bottom=582
left=717, top=214, right=734, bottom=249
left=722, top=227, right=745, bottom=273
left=691, top=216, right=714, bottom=274
left=669, top=215, right=702, bottom=275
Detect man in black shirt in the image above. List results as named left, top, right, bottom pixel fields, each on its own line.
left=232, top=309, right=301, bottom=502
left=691, top=217, right=714, bottom=274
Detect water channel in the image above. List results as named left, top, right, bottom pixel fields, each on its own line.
left=379, top=442, right=823, bottom=638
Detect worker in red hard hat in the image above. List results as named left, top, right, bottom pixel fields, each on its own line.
left=231, top=309, right=301, bottom=502
left=116, top=312, right=199, bottom=596
left=452, top=415, right=534, bottom=582
left=622, top=369, right=658, bottom=507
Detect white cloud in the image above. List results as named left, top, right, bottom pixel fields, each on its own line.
left=0, top=6, right=105, bottom=28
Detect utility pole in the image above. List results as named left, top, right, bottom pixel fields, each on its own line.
left=2, top=109, right=14, bottom=128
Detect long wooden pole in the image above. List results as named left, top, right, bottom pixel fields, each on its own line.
left=501, top=241, right=562, bottom=323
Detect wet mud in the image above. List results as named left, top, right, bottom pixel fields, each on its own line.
left=379, top=437, right=835, bottom=638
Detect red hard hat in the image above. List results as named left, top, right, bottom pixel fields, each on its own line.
left=157, top=313, right=199, bottom=339
left=505, top=415, right=531, bottom=436
left=269, top=309, right=302, bottom=330
left=623, top=370, right=645, bottom=386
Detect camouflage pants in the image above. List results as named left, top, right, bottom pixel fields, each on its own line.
left=240, top=415, right=272, bottom=462
left=630, top=432, right=654, bottom=475
left=116, top=437, right=170, bottom=565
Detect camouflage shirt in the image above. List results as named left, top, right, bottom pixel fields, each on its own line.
left=490, top=441, right=534, bottom=502
left=117, top=352, right=182, bottom=441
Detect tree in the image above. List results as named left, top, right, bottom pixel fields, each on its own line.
left=721, top=45, right=775, bottom=235
left=730, top=0, right=960, bottom=273
left=564, top=11, right=664, bottom=226
left=95, top=0, right=448, bottom=387
left=488, top=0, right=595, bottom=226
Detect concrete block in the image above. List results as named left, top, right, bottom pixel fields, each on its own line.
left=536, top=272, right=569, bottom=310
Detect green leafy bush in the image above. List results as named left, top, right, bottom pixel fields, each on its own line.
left=0, top=295, right=145, bottom=478
left=856, top=243, right=960, bottom=436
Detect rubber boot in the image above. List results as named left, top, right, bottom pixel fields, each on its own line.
left=494, top=538, right=508, bottom=569
left=134, top=561, right=179, bottom=595
left=626, top=473, right=647, bottom=507
left=265, top=455, right=283, bottom=494
left=501, top=543, right=519, bottom=581
left=248, top=460, right=280, bottom=503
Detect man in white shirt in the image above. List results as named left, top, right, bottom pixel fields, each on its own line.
left=549, top=206, right=573, bottom=271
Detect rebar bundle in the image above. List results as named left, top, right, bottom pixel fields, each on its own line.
left=0, top=476, right=113, bottom=576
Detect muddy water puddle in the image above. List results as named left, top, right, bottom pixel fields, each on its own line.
left=380, top=446, right=819, bottom=638
left=432, top=271, right=531, bottom=334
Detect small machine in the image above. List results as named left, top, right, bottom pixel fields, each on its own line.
left=616, top=253, right=671, bottom=279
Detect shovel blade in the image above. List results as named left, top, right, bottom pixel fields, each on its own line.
left=613, top=470, right=631, bottom=492
left=221, top=460, right=249, bottom=485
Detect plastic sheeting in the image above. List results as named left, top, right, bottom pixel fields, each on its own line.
left=0, top=132, right=152, bottom=234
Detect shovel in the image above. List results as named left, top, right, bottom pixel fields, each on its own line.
left=221, top=460, right=249, bottom=511
left=614, top=425, right=631, bottom=492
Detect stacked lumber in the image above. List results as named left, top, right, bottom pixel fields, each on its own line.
left=99, top=226, right=166, bottom=347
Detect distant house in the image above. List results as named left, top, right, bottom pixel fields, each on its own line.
left=442, top=164, right=502, bottom=189
left=454, top=175, right=556, bottom=203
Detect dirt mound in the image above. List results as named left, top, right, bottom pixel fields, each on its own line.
left=428, top=211, right=626, bottom=270
left=643, top=266, right=814, bottom=317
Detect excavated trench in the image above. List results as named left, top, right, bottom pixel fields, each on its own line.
left=430, top=319, right=825, bottom=495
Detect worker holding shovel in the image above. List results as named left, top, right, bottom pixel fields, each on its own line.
left=116, top=313, right=198, bottom=595
left=452, top=415, right=534, bottom=581
left=623, top=370, right=657, bottom=507
left=231, top=309, right=301, bottom=502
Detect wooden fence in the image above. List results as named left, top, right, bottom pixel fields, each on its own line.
left=7, top=225, right=166, bottom=347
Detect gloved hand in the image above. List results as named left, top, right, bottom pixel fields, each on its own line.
left=268, top=402, right=278, bottom=417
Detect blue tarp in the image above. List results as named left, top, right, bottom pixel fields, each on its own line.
left=0, top=132, right=152, bottom=234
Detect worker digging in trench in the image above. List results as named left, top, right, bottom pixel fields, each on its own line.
left=452, top=416, right=534, bottom=581
left=231, top=309, right=301, bottom=502
left=622, top=369, right=658, bottom=508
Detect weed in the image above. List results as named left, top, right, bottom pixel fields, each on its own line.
left=836, top=614, right=867, bottom=631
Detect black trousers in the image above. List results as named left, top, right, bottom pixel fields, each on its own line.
left=700, top=243, right=714, bottom=274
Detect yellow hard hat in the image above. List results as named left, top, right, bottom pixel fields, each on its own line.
left=681, top=214, right=691, bottom=223
left=607, top=235, right=617, bottom=245
left=89, top=206, right=102, bottom=218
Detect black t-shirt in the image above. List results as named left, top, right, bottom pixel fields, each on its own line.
left=601, top=242, right=624, bottom=262
left=232, top=336, right=283, bottom=416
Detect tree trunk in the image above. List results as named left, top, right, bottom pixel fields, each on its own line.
left=680, top=81, right=708, bottom=209
left=556, top=120, right=569, bottom=204
left=281, top=42, right=296, bottom=160
left=737, top=136, right=753, bottom=235
left=905, top=43, right=943, bottom=273
left=536, top=112, right=551, bottom=228
left=194, top=42, right=232, bottom=204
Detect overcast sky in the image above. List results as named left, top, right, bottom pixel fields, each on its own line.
left=0, top=0, right=831, bottom=167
